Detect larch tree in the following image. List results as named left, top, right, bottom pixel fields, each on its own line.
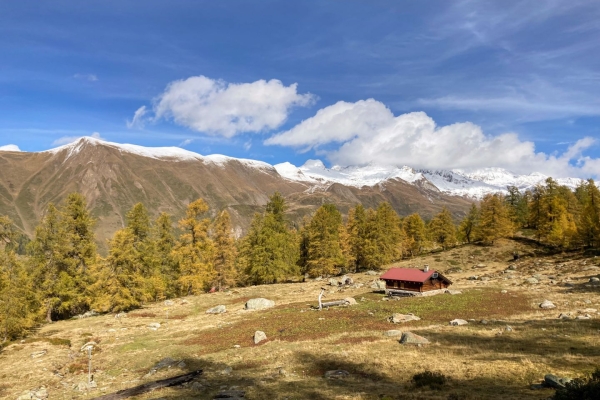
left=402, top=213, right=429, bottom=256
left=211, top=210, right=238, bottom=290
left=346, top=204, right=368, bottom=271
left=428, top=207, right=457, bottom=250
left=365, top=202, right=403, bottom=268
left=305, top=204, right=344, bottom=277
left=174, top=198, right=215, bottom=295
left=477, top=193, right=514, bottom=244
left=153, top=212, right=178, bottom=298
left=578, top=179, right=600, bottom=248
left=458, top=203, right=479, bottom=244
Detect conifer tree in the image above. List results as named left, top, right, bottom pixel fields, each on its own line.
left=505, top=186, right=529, bottom=227
left=578, top=179, right=600, bottom=248
left=174, top=199, right=215, bottom=295
left=0, top=250, right=39, bottom=342
left=240, top=193, right=299, bottom=284
left=402, top=213, right=429, bottom=256
left=428, top=207, right=457, bottom=249
left=305, top=204, right=344, bottom=277
left=536, top=178, right=578, bottom=248
left=211, top=210, right=238, bottom=290
left=346, top=204, right=368, bottom=271
left=477, top=193, right=514, bottom=244
left=363, top=202, right=403, bottom=268
left=153, top=212, right=178, bottom=298
left=89, top=228, right=147, bottom=312
left=458, top=204, right=479, bottom=244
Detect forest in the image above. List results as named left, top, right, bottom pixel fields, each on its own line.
left=1, top=177, right=599, bottom=343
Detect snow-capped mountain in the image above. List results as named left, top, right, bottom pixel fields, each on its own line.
left=274, top=159, right=584, bottom=199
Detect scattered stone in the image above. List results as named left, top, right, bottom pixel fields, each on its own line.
left=526, top=278, right=539, bottom=284
left=480, top=277, right=491, bottom=282
left=88, top=381, right=97, bottom=389
left=480, top=319, right=489, bottom=325
left=30, top=350, right=47, bottom=359
left=144, top=357, right=186, bottom=377
left=504, top=325, right=513, bottom=332
left=540, top=300, right=556, bottom=309
left=371, top=280, right=386, bottom=290
left=467, top=275, right=479, bottom=280
left=449, top=319, right=468, bottom=326
left=507, top=265, right=517, bottom=270
left=365, top=270, right=378, bottom=276
left=584, top=299, right=592, bottom=304
left=206, top=305, right=227, bottom=314
left=163, top=300, right=175, bottom=306
left=74, top=382, right=88, bottom=392
left=324, top=370, right=350, bottom=379
left=314, top=276, right=323, bottom=281
left=544, top=374, right=571, bottom=389
left=558, top=313, right=571, bottom=320
left=343, top=297, right=357, bottom=306
left=576, top=314, right=592, bottom=320
left=80, top=341, right=97, bottom=352
left=385, top=330, right=403, bottom=337
left=77, top=310, right=98, bottom=319
left=590, top=277, right=600, bottom=283
left=147, top=322, right=161, bottom=330
left=254, top=330, right=267, bottom=344
left=233, top=345, right=241, bottom=348
left=181, top=299, right=190, bottom=305
left=399, top=331, right=430, bottom=345
left=328, top=278, right=338, bottom=286
left=17, top=387, right=48, bottom=400
left=245, top=298, right=275, bottom=310
left=389, top=313, right=421, bottom=323
left=222, top=366, right=233, bottom=375
left=476, top=263, right=487, bottom=268
left=445, top=289, right=462, bottom=295
left=501, top=290, right=508, bottom=294
left=340, top=275, right=354, bottom=285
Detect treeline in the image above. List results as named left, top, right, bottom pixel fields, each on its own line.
left=1, top=177, right=599, bottom=342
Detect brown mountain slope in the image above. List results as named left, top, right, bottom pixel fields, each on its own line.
left=0, top=138, right=473, bottom=251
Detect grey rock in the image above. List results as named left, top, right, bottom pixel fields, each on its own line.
left=476, top=263, right=487, bottom=268
left=30, top=350, right=47, bottom=359
left=324, top=370, right=350, bottom=379
left=254, top=330, right=267, bottom=344
left=340, top=275, right=354, bottom=285
left=590, top=277, right=600, bottom=283
left=384, top=330, right=403, bottom=337
left=446, top=289, right=462, bottom=295
left=389, top=313, right=421, bottom=323
left=526, top=278, right=539, bottom=284
left=399, top=331, right=430, bottom=345
left=576, top=314, right=592, bottom=320
left=17, top=387, right=49, bottom=400
left=343, top=297, right=357, bottom=306
left=558, top=313, right=571, bottom=319
left=329, top=278, right=338, bottom=286
left=222, top=366, right=233, bottom=375
left=371, top=280, right=386, bottom=290
left=245, top=298, right=275, bottom=310
left=480, top=277, right=491, bottom=282
left=449, top=319, right=468, bottom=326
left=467, top=275, right=479, bottom=280
left=480, top=319, right=489, bottom=325
left=540, top=300, right=556, bottom=309
left=206, top=305, right=227, bottom=314
left=501, top=290, right=508, bottom=294
left=147, top=322, right=161, bottom=330
left=544, top=374, right=567, bottom=389
left=365, top=270, right=378, bottom=276
left=163, top=300, right=175, bottom=306
left=504, top=325, right=513, bottom=332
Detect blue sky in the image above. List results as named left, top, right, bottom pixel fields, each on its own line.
left=1, top=1, right=599, bottom=177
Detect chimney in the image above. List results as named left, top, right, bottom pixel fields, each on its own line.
left=423, top=265, right=429, bottom=272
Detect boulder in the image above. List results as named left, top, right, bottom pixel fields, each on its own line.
left=340, top=275, right=354, bottom=285
left=371, top=280, right=386, bottom=290
left=254, top=330, right=267, bottom=344
left=328, top=278, right=338, bottom=286
left=449, top=319, right=468, bottom=326
left=445, top=289, right=462, bottom=295
left=399, top=331, right=429, bottom=345
left=324, top=370, right=350, bottom=379
left=544, top=374, right=568, bottom=389
left=343, top=297, right=357, bottom=306
left=476, top=263, right=487, bottom=268
left=17, top=387, right=48, bottom=400
left=245, top=298, right=275, bottom=310
left=576, top=314, right=592, bottom=320
left=206, top=305, right=227, bottom=314
left=389, top=313, right=421, bottom=323
left=590, top=277, right=600, bottom=283
left=540, top=300, right=556, bottom=309
left=558, top=313, right=571, bottom=319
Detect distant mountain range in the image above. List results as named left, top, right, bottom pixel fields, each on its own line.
left=0, top=137, right=582, bottom=250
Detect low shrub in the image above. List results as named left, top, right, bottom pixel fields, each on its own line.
left=412, top=370, right=448, bottom=390
left=553, top=368, right=600, bottom=400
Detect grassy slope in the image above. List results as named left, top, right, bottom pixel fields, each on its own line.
left=1, top=239, right=599, bottom=399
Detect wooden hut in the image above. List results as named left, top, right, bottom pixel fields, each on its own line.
left=380, top=267, right=452, bottom=296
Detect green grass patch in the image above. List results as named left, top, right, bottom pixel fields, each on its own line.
left=21, top=337, right=71, bottom=347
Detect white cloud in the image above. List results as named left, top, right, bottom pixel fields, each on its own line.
left=127, top=106, right=148, bottom=129
left=0, top=144, right=21, bottom=152
left=179, top=138, right=194, bottom=147
left=73, top=73, right=98, bottom=82
left=52, top=132, right=104, bottom=146
left=266, top=99, right=600, bottom=178
left=132, top=76, right=315, bottom=137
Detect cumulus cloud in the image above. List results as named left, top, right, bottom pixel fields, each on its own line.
left=179, top=138, right=194, bottom=147
left=52, top=132, right=104, bottom=146
left=127, top=106, right=148, bottom=129
left=0, top=144, right=21, bottom=152
left=129, top=76, right=315, bottom=137
left=266, top=99, right=600, bottom=178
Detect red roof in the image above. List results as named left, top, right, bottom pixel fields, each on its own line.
left=380, top=268, right=435, bottom=283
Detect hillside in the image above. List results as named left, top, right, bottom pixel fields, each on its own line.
left=1, top=239, right=599, bottom=399
left=0, top=137, right=475, bottom=250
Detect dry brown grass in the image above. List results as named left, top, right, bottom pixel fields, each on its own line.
left=0, top=239, right=599, bottom=399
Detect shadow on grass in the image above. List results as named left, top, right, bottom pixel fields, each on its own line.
left=131, top=351, right=554, bottom=400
